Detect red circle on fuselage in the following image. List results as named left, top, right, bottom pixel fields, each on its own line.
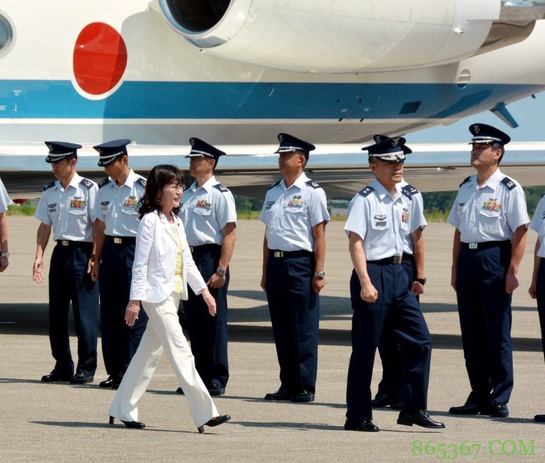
left=73, top=22, right=127, bottom=96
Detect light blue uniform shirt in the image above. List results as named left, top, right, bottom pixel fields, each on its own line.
left=345, top=179, right=421, bottom=262
left=447, top=169, right=529, bottom=243
left=260, top=172, right=329, bottom=252
left=179, top=176, right=237, bottom=247
left=0, top=178, right=12, bottom=213
left=94, top=169, right=146, bottom=237
left=400, top=179, right=426, bottom=255
left=34, top=172, right=98, bottom=242
left=530, top=195, right=545, bottom=258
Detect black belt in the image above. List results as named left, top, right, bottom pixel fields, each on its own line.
left=189, top=243, right=221, bottom=254
left=402, top=252, right=415, bottom=262
left=269, top=249, right=312, bottom=258
left=462, top=240, right=510, bottom=250
left=106, top=235, right=136, bottom=245
left=368, top=256, right=403, bottom=265
left=56, top=240, right=91, bottom=247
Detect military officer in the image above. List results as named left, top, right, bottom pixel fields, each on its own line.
left=0, top=176, right=12, bottom=272
left=260, top=133, right=329, bottom=403
left=178, top=137, right=237, bottom=396
left=90, top=139, right=148, bottom=389
left=372, top=176, right=427, bottom=411
left=33, top=141, right=99, bottom=384
left=448, top=123, right=529, bottom=418
left=344, top=136, right=444, bottom=432
left=370, top=136, right=427, bottom=411
left=529, top=194, right=545, bottom=422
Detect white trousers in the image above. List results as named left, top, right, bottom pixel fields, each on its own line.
left=109, top=293, right=218, bottom=428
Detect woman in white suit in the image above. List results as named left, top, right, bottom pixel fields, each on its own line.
left=109, top=164, right=230, bottom=432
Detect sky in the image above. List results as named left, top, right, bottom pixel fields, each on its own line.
left=409, top=93, right=545, bottom=143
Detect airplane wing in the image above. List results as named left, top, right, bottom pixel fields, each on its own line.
left=3, top=141, right=545, bottom=200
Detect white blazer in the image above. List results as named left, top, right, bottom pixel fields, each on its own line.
left=130, top=210, right=207, bottom=303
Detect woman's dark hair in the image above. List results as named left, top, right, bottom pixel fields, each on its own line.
left=138, top=164, right=184, bottom=219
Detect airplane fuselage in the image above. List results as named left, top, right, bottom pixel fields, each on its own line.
left=1, top=0, right=545, bottom=149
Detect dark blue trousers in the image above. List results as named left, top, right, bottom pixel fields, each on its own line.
left=266, top=250, right=319, bottom=393
left=99, top=237, right=147, bottom=378
left=456, top=241, right=513, bottom=405
left=185, top=244, right=229, bottom=388
left=48, top=242, right=99, bottom=376
left=376, top=253, right=417, bottom=399
left=346, top=262, right=431, bottom=421
left=536, top=259, right=545, bottom=363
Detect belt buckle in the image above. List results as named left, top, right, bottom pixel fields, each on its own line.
left=469, top=242, right=478, bottom=249
left=274, top=251, right=284, bottom=258
left=190, top=247, right=194, bottom=253
left=393, top=256, right=401, bottom=264
left=61, top=240, right=69, bottom=247
left=113, top=237, right=122, bottom=244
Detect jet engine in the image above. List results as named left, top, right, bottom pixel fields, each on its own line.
left=158, top=0, right=545, bottom=73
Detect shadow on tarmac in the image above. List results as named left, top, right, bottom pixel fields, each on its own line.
left=1, top=300, right=542, bottom=351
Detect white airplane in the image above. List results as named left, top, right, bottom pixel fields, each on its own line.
left=1, top=0, right=545, bottom=197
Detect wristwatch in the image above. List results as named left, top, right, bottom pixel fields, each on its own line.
left=414, top=277, right=427, bottom=285
left=0, top=252, right=9, bottom=258
left=216, top=267, right=226, bottom=276
left=314, top=271, right=326, bottom=278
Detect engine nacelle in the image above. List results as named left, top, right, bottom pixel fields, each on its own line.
left=158, top=0, right=545, bottom=73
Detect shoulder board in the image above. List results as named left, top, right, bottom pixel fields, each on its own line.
left=98, top=177, right=110, bottom=189
left=306, top=180, right=320, bottom=189
left=80, top=178, right=94, bottom=189
left=43, top=181, right=55, bottom=191
left=268, top=180, right=281, bottom=190
left=459, top=176, right=472, bottom=187
left=213, top=183, right=229, bottom=193
left=401, top=183, right=418, bottom=200
left=357, top=186, right=374, bottom=197
left=136, top=177, right=146, bottom=187
left=501, top=176, right=516, bottom=191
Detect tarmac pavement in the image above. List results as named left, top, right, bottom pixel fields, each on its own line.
left=1, top=217, right=545, bottom=462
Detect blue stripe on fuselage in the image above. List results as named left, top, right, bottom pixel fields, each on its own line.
left=0, top=80, right=542, bottom=120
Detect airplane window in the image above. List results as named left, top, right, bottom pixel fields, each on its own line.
left=0, top=14, right=13, bottom=55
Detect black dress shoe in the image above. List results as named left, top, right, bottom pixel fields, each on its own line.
left=372, top=392, right=404, bottom=409
left=197, top=415, right=231, bottom=433
left=391, top=398, right=404, bottom=410
left=371, top=392, right=393, bottom=408
left=534, top=414, right=545, bottom=422
left=489, top=403, right=509, bottom=418
left=449, top=402, right=487, bottom=415
left=344, top=419, right=380, bottom=432
left=69, top=372, right=94, bottom=384
left=398, top=410, right=445, bottom=429
left=264, top=389, right=292, bottom=401
left=109, top=416, right=145, bottom=429
left=99, top=375, right=121, bottom=389
left=41, top=370, right=72, bottom=382
left=291, top=389, right=315, bottom=403
left=207, top=382, right=225, bottom=396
